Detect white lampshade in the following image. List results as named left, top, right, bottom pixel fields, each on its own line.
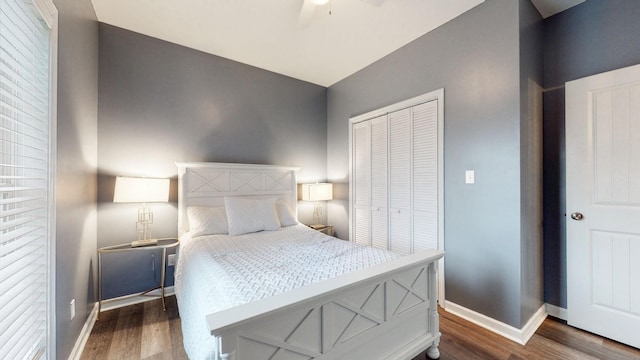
left=113, top=176, right=170, bottom=203
left=301, top=183, right=333, bottom=201
left=310, top=0, right=329, bottom=5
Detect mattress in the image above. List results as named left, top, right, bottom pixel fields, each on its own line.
left=174, top=224, right=401, bottom=359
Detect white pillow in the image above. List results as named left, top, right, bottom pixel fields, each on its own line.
left=224, top=197, right=280, bottom=236
left=187, top=206, right=228, bottom=237
left=276, top=200, right=297, bottom=227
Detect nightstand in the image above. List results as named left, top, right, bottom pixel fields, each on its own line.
left=309, top=224, right=334, bottom=237
left=97, top=237, right=179, bottom=319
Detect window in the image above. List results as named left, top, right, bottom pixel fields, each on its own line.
left=0, top=0, right=57, bottom=358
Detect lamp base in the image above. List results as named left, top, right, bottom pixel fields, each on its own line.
left=137, top=205, right=154, bottom=241
left=313, top=203, right=322, bottom=226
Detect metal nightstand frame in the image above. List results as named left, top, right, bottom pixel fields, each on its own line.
left=97, top=237, right=179, bottom=319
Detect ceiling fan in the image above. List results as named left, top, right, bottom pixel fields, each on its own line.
left=298, top=0, right=385, bottom=27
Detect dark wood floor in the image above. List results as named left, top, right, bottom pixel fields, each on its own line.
left=82, top=296, right=640, bottom=360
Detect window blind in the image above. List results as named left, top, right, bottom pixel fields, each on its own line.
left=0, top=0, right=53, bottom=358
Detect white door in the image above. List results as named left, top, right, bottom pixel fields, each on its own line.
left=349, top=89, right=445, bottom=306
left=388, top=108, right=412, bottom=255
left=352, top=121, right=371, bottom=246
left=413, top=100, right=439, bottom=252
left=370, top=116, right=389, bottom=250
left=566, top=63, right=640, bottom=349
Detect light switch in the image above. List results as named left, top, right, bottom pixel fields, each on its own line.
left=465, top=170, right=475, bottom=184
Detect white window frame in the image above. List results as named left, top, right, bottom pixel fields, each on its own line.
left=2, top=0, right=59, bottom=358
left=37, top=0, right=59, bottom=358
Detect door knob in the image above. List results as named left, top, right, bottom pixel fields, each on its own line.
left=570, top=212, right=584, bottom=221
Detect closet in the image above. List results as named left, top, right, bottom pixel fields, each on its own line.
left=350, top=93, right=441, bottom=256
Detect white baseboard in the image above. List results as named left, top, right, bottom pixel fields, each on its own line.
left=444, top=301, right=547, bottom=345
left=545, top=303, right=568, bottom=320
left=68, top=302, right=99, bottom=360
left=521, top=305, right=548, bottom=343
left=100, top=286, right=175, bottom=312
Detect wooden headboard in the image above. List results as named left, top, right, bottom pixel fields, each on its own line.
left=176, top=162, right=300, bottom=236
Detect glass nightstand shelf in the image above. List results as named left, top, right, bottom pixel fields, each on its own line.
left=308, top=224, right=334, bottom=237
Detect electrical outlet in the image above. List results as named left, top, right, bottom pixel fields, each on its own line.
left=70, top=299, right=75, bottom=320
left=168, top=254, right=176, bottom=266
left=465, top=170, right=475, bottom=184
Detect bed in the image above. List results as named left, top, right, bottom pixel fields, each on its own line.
left=175, top=162, right=444, bottom=360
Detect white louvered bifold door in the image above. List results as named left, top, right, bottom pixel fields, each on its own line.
left=412, top=100, right=438, bottom=252
left=352, top=122, right=371, bottom=245
left=370, top=116, right=388, bottom=250
left=350, top=91, right=442, bottom=303
left=388, top=108, right=411, bottom=255
left=0, top=0, right=54, bottom=358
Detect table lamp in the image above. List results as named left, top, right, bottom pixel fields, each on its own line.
left=114, top=176, right=170, bottom=246
left=301, top=182, right=333, bottom=226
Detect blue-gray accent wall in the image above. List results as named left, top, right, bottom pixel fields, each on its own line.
left=52, top=0, right=99, bottom=358
left=542, top=0, right=640, bottom=308
left=326, top=0, right=544, bottom=328
left=97, top=24, right=328, bottom=299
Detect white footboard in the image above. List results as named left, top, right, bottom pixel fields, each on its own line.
left=207, top=249, right=444, bottom=360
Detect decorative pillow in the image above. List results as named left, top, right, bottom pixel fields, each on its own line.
left=276, top=200, right=297, bottom=227
left=187, top=206, right=228, bottom=237
left=224, top=197, right=280, bottom=236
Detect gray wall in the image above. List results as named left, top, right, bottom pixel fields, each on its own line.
left=542, top=0, right=640, bottom=308
left=52, top=0, right=99, bottom=358
left=518, top=0, right=544, bottom=324
left=97, top=24, right=327, bottom=298
left=327, top=0, right=538, bottom=328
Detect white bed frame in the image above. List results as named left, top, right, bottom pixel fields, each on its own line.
left=176, top=162, right=444, bottom=360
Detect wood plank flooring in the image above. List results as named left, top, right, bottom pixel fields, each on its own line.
left=82, top=296, right=640, bottom=359
left=415, top=309, right=640, bottom=360
left=81, top=296, right=188, bottom=360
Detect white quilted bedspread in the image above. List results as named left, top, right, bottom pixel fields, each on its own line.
left=175, top=224, right=401, bottom=359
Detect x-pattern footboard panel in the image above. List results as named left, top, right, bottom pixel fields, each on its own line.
left=214, top=260, right=440, bottom=360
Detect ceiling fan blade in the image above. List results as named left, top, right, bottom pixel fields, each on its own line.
left=298, top=0, right=316, bottom=27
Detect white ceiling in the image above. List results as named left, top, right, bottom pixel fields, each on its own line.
left=91, top=0, right=585, bottom=87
